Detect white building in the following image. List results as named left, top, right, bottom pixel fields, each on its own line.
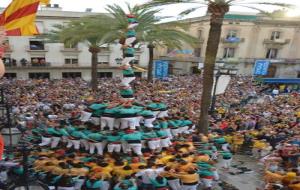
left=3, top=4, right=149, bottom=80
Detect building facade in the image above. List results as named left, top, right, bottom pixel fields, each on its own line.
left=156, top=13, right=300, bottom=78
left=2, top=4, right=149, bottom=80
left=2, top=6, right=300, bottom=80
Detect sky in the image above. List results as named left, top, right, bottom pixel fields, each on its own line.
left=0, top=0, right=300, bottom=19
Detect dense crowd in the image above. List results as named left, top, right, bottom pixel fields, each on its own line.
left=0, top=76, right=299, bottom=190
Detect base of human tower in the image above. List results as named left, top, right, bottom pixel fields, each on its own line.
left=10, top=96, right=233, bottom=190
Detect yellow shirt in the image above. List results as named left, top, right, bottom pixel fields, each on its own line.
left=176, top=172, right=199, bottom=184
left=253, top=141, right=266, bottom=149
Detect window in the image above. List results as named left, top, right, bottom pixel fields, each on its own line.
left=62, top=72, right=82, bottom=78
left=65, top=58, right=78, bottom=64
left=266, top=48, right=278, bottom=59
left=3, top=73, right=17, bottom=78
left=226, top=30, right=237, bottom=39
left=197, top=30, right=202, bottom=39
left=271, top=31, right=280, bottom=40
left=298, top=71, right=300, bottom=78
left=97, top=72, right=112, bottom=78
left=223, top=48, right=235, bottom=58
left=29, top=72, right=50, bottom=79
left=194, top=48, right=201, bottom=57
left=98, top=55, right=109, bottom=64
left=31, top=57, right=46, bottom=66
left=29, top=40, right=44, bottom=50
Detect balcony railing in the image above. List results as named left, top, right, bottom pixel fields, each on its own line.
left=221, top=37, right=245, bottom=43
left=263, top=39, right=290, bottom=45
left=26, top=45, right=49, bottom=52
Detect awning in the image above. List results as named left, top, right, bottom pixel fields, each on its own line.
left=260, top=78, right=300, bottom=84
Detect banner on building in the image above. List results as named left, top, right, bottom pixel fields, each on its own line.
left=253, top=60, right=270, bottom=76
left=155, top=60, right=169, bottom=79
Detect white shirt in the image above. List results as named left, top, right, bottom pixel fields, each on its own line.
left=136, top=168, right=158, bottom=184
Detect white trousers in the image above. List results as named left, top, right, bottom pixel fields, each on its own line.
left=144, top=117, right=156, bottom=128
left=80, top=139, right=89, bottom=151
left=128, top=143, right=142, bottom=155
left=160, top=137, right=172, bottom=148
left=171, top=128, right=181, bottom=137
left=222, top=158, right=232, bottom=169
left=101, top=116, right=115, bottom=130
left=181, top=184, right=198, bottom=190
left=213, top=170, right=220, bottom=181
left=91, top=117, right=100, bottom=125
left=135, top=116, right=143, bottom=127
left=89, top=142, right=106, bottom=155
left=74, top=179, right=85, bottom=190
left=107, top=143, right=121, bottom=153
left=114, top=118, right=121, bottom=129
left=148, top=140, right=161, bottom=150
left=57, top=187, right=75, bottom=190
left=122, top=141, right=130, bottom=153
left=162, top=128, right=173, bottom=139
left=120, top=117, right=137, bottom=130
left=167, top=179, right=181, bottom=190
left=80, top=111, right=92, bottom=122
left=67, top=139, right=81, bottom=150
left=202, top=178, right=213, bottom=188
left=39, top=136, right=51, bottom=146
left=121, top=77, right=136, bottom=87
left=157, top=110, right=168, bottom=118
left=100, top=181, right=110, bottom=190
left=222, top=143, right=230, bottom=152
left=51, top=137, right=61, bottom=148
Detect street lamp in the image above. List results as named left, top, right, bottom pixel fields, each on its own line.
left=0, top=87, right=47, bottom=190
left=210, top=67, right=238, bottom=114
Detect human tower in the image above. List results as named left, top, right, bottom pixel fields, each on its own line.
left=36, top=13, right=195, bottom=157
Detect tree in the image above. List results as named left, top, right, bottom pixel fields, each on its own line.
left=44, top=15, right=116, bottom=91
left=143, top=0, right=293, bottom=134
left=106, top=4, right=197, bottom=82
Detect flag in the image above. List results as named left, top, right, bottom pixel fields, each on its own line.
left=0, top=0, right=50, bottom=36
left=0, top=135, right=4, bottom=160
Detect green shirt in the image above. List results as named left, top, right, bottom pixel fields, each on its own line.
left=123, top=68, right=135, bottom=76
left=159, top=121, right=168, bottom=129
left=150, top=178, right=167, bottom=187
left=58, top=128, right=69, bottom=136
left=71, top=131, right=88, bottom=139
left=156, top=130, right=168, bottom=138
left=198, top=170, right=214, bottom=177
left=119, top=107, right=139, bottom=115
left=214, top=137, right=226, bottom=144
left=47, top=128, right=60, bottom=136
left=87, top=133, right=104, bottom=141
left=120, top=89, right=134, bottom=96
left=143, top=131, right=158, bottom=139
left=139, top=110, right=154, bottom=117
left=106, top=135, right=121, bottom=142
left=121, top=132, right=143, bottom=141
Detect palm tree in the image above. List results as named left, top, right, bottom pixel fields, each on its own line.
left=106, top=4, right=197, bottom=82
left=143, top=0, right=293, bottom=134
left=44, top=15, right=116, bottom=91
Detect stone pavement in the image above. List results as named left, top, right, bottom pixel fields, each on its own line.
left=218, top=154, right=264, bottom=190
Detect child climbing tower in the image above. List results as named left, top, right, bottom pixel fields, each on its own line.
left=119, top=14, right=139, bottom=100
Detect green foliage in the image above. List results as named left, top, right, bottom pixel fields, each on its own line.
left=43, top=14, right=116, bottom=48
left=106, top=3, right=197, bottom=49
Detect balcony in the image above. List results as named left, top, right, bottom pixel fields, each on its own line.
left=26, top=45, right=49, bottom=52
left=60, top=47, right=81, bottom=53
left=221, top=37, right=245, bottom=44
left=263, top=39, right=290, bottom=45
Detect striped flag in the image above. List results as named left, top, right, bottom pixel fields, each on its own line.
left=0, top=0, right=50, bottom=36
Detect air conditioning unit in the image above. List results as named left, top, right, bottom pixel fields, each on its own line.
left=274, top=39, right=285, bottom=43
left=53, top=4, right=59, bottom=8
